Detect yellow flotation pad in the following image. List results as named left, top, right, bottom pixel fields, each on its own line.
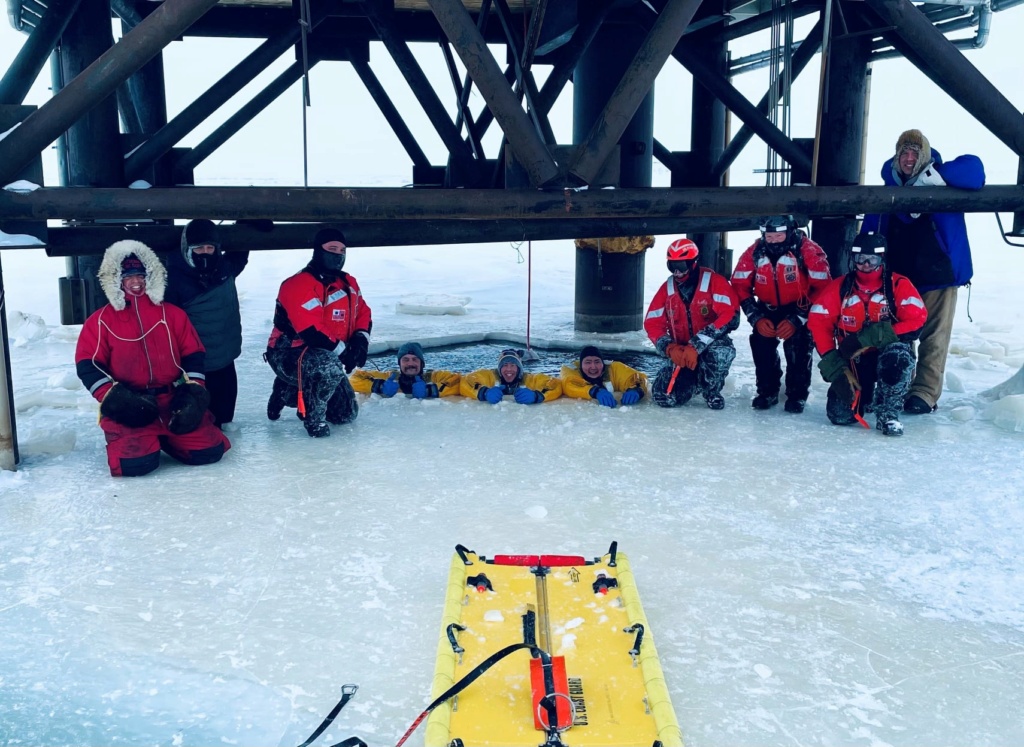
left=425, top=545, right=683, bottom=747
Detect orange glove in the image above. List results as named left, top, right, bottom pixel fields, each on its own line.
left=667, top=343, right=699, bottom=370
left=754, top=318, right=776, bottom=337
left=775, top=320, right=797, bottom=340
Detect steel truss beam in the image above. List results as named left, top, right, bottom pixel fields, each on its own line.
left=427, top=0, right=558, bottom=186
left=629, top=3, right=813, bottom=178
left=0, top=0, right=83, bottom=105
left=173, top=60, right=312, bottom=177
left=569, top=0, right=703, bottom=185
left=864, top=0, right=1024, bottom=156
left=41, top=217, right=767, bottom=255
left=123, top=25, right=304, bottom=179
left=712, top=18, right=824, bottom=181
left=0, top=0, right=221, bottom=185
left=349, top=55, right=431, bottom=170
left=364, top=0, right=475, bottom=167
left=3, top=185, right=1020, bottom=223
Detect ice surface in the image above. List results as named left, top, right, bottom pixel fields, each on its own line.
left=395, top=294, right=471, bottom=316
left=3, top=18, right=1024, bottom=743
left=0, top=239, right=1022, bottom=747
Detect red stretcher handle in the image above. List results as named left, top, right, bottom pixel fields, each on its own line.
left=492, top=554, right=587, bottom=567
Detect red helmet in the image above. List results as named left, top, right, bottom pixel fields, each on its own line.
left=666, top=238, right=699, bottom=262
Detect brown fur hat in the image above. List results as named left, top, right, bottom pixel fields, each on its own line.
left=894, top=129, right=931, bottom=177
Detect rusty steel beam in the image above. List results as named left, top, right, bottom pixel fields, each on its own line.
left=39, top=216, right=768, bottom=255
left=864, top=0, right=1024, bottom=157
left=569, top=0, right=703, bottom=185
left=173, top=61, right=309, bottom=177
left=712, top=18, right=824, bottom=181
left=349, top=57, right=431, bottom=170
left=627, top=2, right=814, bottom=178
left=427, top=0, right=558, bottom=186
left=364, top=0, right=475, bottom=166
left=490, top=0, right=553, bottom=144
left=0, top=0, right=220, bottom=185
left=2, top=185, right=1021, bottom=223
left=0, top=0, right=84, bottom=105
left=124, top=26, right=302, bottom=179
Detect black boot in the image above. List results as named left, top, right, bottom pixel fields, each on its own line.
left=752, top=393, right=778, bottom=410
left=267, top=377, right=289, bottom=420
left=304, top=419, right=330, bottom=438
left=784, top=398, right=806, bottom=413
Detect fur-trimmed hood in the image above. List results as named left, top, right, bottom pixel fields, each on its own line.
left=894, top=129, right=932, bottom=180
left=98, top=239, right=167, bottom=310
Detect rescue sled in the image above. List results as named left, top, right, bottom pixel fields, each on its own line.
left=422, top=542, right=683, bottom=747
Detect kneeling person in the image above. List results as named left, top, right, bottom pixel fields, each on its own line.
left=265, top=227, right=372, bottom=437
left=75, top=240, right=230, bottom=477
left=461, top=349, right=562, bottom=404
left=807, top=233, right=927, bottom=436
left=351, top=341, right=461, bottom=399
left=560, top=345, right=646, bottom=407
left=644, top=238, right=740, bottom=409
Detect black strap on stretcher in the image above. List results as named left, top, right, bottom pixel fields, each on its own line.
left=296, top=684, right=365, bottom=747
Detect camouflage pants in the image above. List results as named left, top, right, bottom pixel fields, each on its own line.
left=652, top=337, right=736, bottom=408
left=826, top=341, right=914, bottom=426
left=266, top=346, right=358, bottom=426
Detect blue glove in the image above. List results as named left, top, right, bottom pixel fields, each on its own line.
left=595, top=388, right=616, bottom=408
left=411, top=376, right=428, bottom=399
left=514, top=388, right=542, bottom=405
left=621, top=388, right=641, bottom=406
left=484, top=386, right=504, bottom=404
left=380, top=374, right=400, bottom=398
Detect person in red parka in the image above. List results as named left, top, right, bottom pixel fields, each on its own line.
left=75, top=240, right=231, bottom=477
left=731, top=215, right=831, bottom=413
left=644, top=238, right=740, bottom=409
left=807, top=232, right=927, bottom=436
left=265, top=226, right=372, bottom=437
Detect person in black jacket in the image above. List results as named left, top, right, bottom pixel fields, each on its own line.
left=165, top=219, right=249, bottom=427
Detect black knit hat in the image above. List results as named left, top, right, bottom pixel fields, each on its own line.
left=578, top=345, right=605, bottom=385
left=313, top=226, right=347, bottom=250
left=397, top=341, right=425, bottom=370
left=121, top=254, right=146, bottom=277
left=183, top=219, right=221, bottom=249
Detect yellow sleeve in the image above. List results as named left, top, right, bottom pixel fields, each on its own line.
left=522, top=372, right=562, bottom=402
left=608, top=361, right=648, bottom=395
left=559, top=363, right=596, bottom=401
left=429, top=370, right=463, bottom=398
left=460, top=368, right=498, bottom=400
left=350, top=368, right=392, bottom=394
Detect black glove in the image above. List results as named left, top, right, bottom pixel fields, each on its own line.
left=838, top=334, right=864, bottom=360
left=100, top=384, right=159, bottom=428
left=817, top=350, right=848, bottom=383
left=167, top=382, right=211, bottom=435
left=858, top=321, right=898, bottom=350
left=339, top=333, right=369, bottom=374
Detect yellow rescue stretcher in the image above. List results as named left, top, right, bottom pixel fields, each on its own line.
left=422, top=542, right=683, bottom=747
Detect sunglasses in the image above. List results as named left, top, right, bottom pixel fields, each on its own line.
left=853, top=254, right=883, bottom=268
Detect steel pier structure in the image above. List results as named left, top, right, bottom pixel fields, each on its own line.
left=0, top=0, right=1023, bottom=463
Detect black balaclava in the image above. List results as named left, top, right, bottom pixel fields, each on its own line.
left=182, top=219, right=222, bottom=276
left=312, top=227, right=347, bottom=276
left=578, top=345, right=605, bottom=386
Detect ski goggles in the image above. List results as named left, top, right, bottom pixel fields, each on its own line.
left=667, top=260, right=693, bottom=274
left=852, top=254, right=883, bottom=269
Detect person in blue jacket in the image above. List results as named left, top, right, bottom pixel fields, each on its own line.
left=861, top=129, right=985, bottom=414
left=165, top=219, right=249, bottom=427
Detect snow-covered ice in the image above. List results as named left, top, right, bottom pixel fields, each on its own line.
left=2, top=10, right=1024, bottom=745
left=1, top=228, right=1023, bottom=747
